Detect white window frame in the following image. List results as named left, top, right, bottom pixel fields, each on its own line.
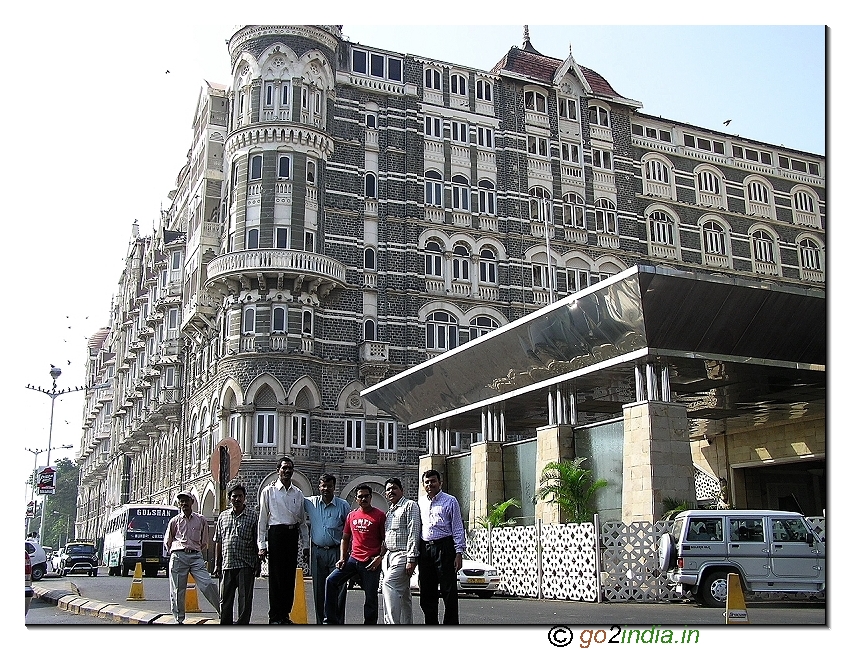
left=424, top=67, right=442, bottom=90
left=649, top=211, right=676, bottom=246
left=477, top=126, right=493, bottom=149
left=426, top=311, right=458, bottom=351
left=452, top=244, right=470, bottom=281
left=469, top=315, right=497, bottom=339
left=475, top=79, right=492, bottom=101
left=596, top=199, right=617, bottom=234
left=277, top=155, right=291, bottom=180
left=702, top=221, right=727, bottom=256
left=529, top=187, right=552, bottom=223
left=242, top=305, right=256, bottom=335
left=451, top=121, right=468, bottom=144
left=425, top=171, right=443, bottom=207
left=563, top=193, right=585, bottom=229
left=365, top=172, right=378, bottom=199
left=479, top=249, right=497, bottom=284
left=451, top=175, right=470, bottom=212
left=566, top=268, right=590, bottom=294
left=275, top=226, right=289, bottom=249
left=450, top=73, right=467, bottom=97
left=345, top=419, right=364, bottom=450
left=377, top=420, right=396, bottom=452
left=478, top=179, right=496, bottom=215
left=524, top=90, right=547, bottom=114
left=424, top=115, right=442, bottom=138
left=752, top=230, right=776, bottom=263
left=247, top=227, right=260, bottom=249
left=799, top=238, right=822, bottom=271
left=250, top=154, right=263, bottom=180
left=292, top=413, right=309, bottom=447
left=558, top=97, right=578, bottom=121
left=254, top=411, right=276, bottom=447
left=425, top=241, right=443, bottom=277
left=593, top=149, right=612, bottom=170
left=272, top=304, right=287, bottom=333
left=588, top=105, right=609, bottom=127
left=561, top=142, right=581, bottom=164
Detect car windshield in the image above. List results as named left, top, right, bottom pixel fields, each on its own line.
left=67, top=544, right=96, bottom=554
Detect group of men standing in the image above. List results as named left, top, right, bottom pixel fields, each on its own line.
left=163, top=455, right=466, bottom=625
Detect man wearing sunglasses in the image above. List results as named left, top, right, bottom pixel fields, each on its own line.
left=323, top=483, right=386, bottom=624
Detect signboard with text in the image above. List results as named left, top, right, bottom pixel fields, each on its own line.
left=37, top=466, right=57, bottom=495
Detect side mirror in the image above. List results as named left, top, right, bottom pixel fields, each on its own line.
left=806, top=532, right=814, bottom=545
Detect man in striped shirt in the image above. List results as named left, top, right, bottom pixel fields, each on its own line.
left=381, top=477, right=421, bottom=624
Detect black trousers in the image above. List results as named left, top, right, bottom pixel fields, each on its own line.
left=418, top=537, right=459, bottom=625
left=267, top=525, right=299, bottom=623
left=219, top=566, right=256, bottom=625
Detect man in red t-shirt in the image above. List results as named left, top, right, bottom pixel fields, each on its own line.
left=324, top=483, right=386, bottom=624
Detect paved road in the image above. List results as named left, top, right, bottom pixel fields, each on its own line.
left=30, top=572, right=825, bottom=627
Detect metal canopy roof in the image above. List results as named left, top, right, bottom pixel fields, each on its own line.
left=362, top=266, right=825, bottom=434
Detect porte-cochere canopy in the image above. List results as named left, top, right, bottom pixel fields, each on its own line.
left=362, top=265, right=825, bottom=436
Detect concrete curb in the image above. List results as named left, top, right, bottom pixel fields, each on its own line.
left=33, top=580, right=219, bottom=625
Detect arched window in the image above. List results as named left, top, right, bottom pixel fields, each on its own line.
left=649, top=211, right=675, bottom=246
left=792, top=188, right=820, bottom=227
left=752, top=230, right=775, bottom=263
left=469, top=316, right=498, bottom=340
left=425, top=170, right=443, bottom=207
left=450, top=73, right=467, bottom=96
left=588, top=105, right=609, bottom=127
left=247, top=228, right=260, bottom=250
left=563, top=193, right=585, bottom=229
left=702, top=221, right=727, bottom=256
left=250, top=154, right=263, bottom=180
left=531, top=252, right=553, bottom=289
left=364, top=318, right=376, bottom=341
left=452, top=175, right=470, bottom=212
left=242, top=305, right=256, bottom=334
left=365, top=172, right=377, bottom=199
left=698, top=169, right=720, bottom=195
left=478, top=179, right=496, bottom=215
left=799, top=238, right=822, bottom=271
left=479, top=248, right=497, bottom=284
left=425, top=241, right=443, bottom=277
left=426, top=311, right=458, bottom=351
left=452, top=244, right=470, bottom=281
left=745, top=178, right=774, bottom=218
left=277, top=155, right=291, bottom=180
left=524, top=90, right=547, bottom=113
left=595, top=198, right=617, bottom=234
left=272, top=305, right=287, bottom=333
left=476, top=79, right=492, bottom=101
left=425, top=68, right=442, bottom=90
left=529, top=187, right=552, bottom=223
left=302, top=310, right=313, bottom=335
left=364, top=247, right=377, bottom=270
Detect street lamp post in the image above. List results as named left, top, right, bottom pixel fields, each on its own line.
left=26, top=366, right=85, bottom=543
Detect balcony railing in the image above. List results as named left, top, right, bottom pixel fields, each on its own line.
left=598, top=233, right=620, bottom=249
left=206, top=249, right=347, bottom=286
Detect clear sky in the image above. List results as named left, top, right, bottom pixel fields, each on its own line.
left=0, top=1, right=840, bottom=641
left=3, top=4, right=831, bottom=498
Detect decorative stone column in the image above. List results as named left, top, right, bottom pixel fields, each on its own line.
left=621, top=400, right=694, bottom=524
left=469, top=441, right=504, bottom=530
left=534, top=423, right=575, bottom=524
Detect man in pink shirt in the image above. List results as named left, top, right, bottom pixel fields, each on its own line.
left=324, top=483, right=386, bottom=624
left=164, top=491, right=221, bottom=624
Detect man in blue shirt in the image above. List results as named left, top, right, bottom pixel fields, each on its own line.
left=304, top=473, right=351, bottom=624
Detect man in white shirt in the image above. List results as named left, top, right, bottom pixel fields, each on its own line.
left=258, top=456, right=308, bottom=624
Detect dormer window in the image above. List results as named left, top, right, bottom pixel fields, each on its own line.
left=524, top=90, right=546, bottom=114
left=476, top=79, right=492, bottom=101
left=425, top=68, right=442, bottom=90
left=450, top=73, right=467, bottom=96
left=588, top=105, right=609, bottom=127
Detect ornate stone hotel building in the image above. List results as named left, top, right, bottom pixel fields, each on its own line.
left=75, top=25, right=825, bottom=540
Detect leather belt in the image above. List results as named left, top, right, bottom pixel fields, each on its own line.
left=272, top=524, right=300, bottom=530
left=422, top=536, right=453, bottom=546
left=312, top=543, right=340, bottom=550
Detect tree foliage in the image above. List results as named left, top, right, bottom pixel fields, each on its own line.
left=35, top=456, right=79, bottom=547
left=474, top=498, right=521, bottom=528
left=534, top=457, right=607, bottom=524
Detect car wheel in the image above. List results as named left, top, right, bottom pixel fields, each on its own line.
left=476, top=591, right=495, bottom=598
left=31, top=565, right=45, bottom=581
left=658, top=532, right=676, bottom=572
left=699, top=570, right=733, bottom=608
left=144, top=566, right=158, bottom=578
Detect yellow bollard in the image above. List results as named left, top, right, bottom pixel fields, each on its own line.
left=126, top=562, right=145, bottom=601
left=725, top=572, right=749, bottom=624
left=185, top=573, right=202, bottom=612
left=291, top=567, right=308, bottom=624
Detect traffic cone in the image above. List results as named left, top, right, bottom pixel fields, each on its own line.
left=291, top=567, right=308, bottom=624
left=724, top=572, right=749, bottom=624
left=185, top=573, right=202, bottom=612
left=126, top=562, right=145, bottom=601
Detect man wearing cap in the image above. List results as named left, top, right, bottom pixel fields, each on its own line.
left=258, top=456, right=309, bottom=624
left=164, top=491, right=221, bottom=624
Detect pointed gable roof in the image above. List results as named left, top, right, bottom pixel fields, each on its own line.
left=491, top=31, right=641, bottom=107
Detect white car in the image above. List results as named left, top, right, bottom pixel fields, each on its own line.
left=411, top=553, right=501, bottom=598
left=25, top=540, right=48, bottom=582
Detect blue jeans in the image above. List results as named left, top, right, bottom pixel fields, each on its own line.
left=324, top=557, right=380, bottom=624
left=311, top=545, right=346, bottom=624
left=168, top=550, right=220, bottom=623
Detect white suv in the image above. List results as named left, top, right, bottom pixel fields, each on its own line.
left=658, top=509, right=825, bottom=607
